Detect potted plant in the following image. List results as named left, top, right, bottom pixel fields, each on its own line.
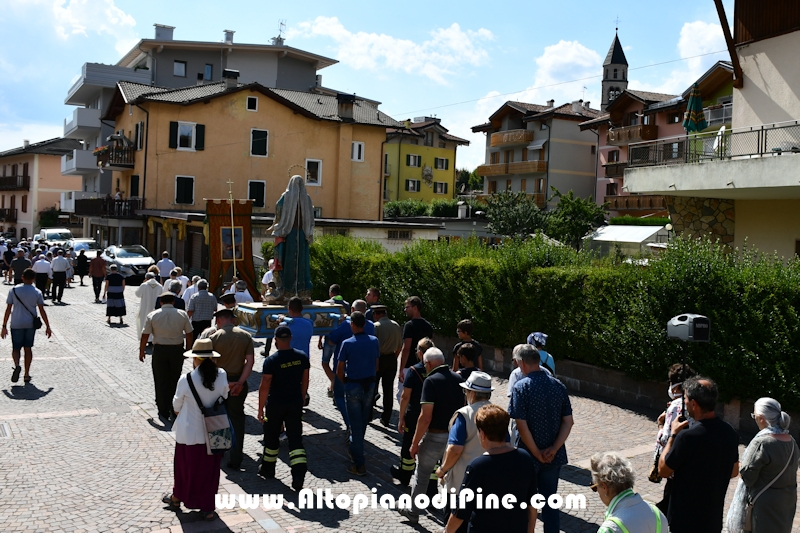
left=94, top=145, right=110, bottom=166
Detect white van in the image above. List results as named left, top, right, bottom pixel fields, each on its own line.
left=39, top=227, right=74, bottom=245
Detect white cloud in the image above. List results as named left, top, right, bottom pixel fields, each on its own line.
left=52, top=0, right=138, bottom=55
left=288, top=17, right=493, bottom=84
left=630, top=20, right=727, bottom=95
left=0, top=123, right=65, bottom=153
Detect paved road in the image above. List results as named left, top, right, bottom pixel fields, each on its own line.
left=0, top=280, right=795, bottom=532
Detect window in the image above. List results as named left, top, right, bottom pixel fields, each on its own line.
left=668, top=142, right=684, bottom=160
left=433, top=182, right=448, bottom=194
left=424, top=132, right=434, bottom=147
left=204, top=64, right=213, bottom=81
left=251, top=129, right=268, bottom=157
left=134, top=121, right=144, bottom=150
left=323, top=228, right=349, bottom=237
left=313, top=207, right=322, bottom=218
left=388, top=230, right=411, bottom=240
left=591, top=145, right=597, bottom=155
left=613, top=68, right=618, bottom=79
left=130, top=175, right=140, bottom=197
left=173, top=61, right=187, bottom=77
left=405, top=179, right=421, bottom=192
left=20, top=228, right=27, bottom=239
left=608, top=150, right=620, bottom=162
left=490, top=152, right=500, bottom=164
left=406, top=154, right=421, bottom=167
left=175, top=176, right=195, bottom=204
left=520, top=179, right=527, bottom=192
left=606, top=183, right=618, bottom=196
left=247, top=96, right=258, bottom=111
left=351, top=141, right=364, bottom=162
left=535, top=178, right=545, bottom=194
left=643, top=114, right=652, bottom=126
left=248, top=180, right=266, bottom=208
left=488, top=181, right=497, bottom=194
left=434, top=157, right=449, bottom=170
left=169, top=121, right=204, bottom=151
left=21, top=195, right=27, bottom=213
left=306, top=159, right=322, bottom=186
left=541, top=123, right=548, bottom=130
left=438, top=141, right=446, bottom=148
left=521, top=149, right=528, bottom=162
left=504, top=150, right=514, bottom=164
left=628, top=112, right=640, bottom=126
left=668, top=112, right=682, bottom=124
left=384, top=153, right=389, bottom=174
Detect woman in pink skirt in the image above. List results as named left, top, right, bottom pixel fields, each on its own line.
left=162, top=338, right=229, bottom=521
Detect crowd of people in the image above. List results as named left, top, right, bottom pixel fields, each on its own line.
left=3, top=248, right=798, bottom=532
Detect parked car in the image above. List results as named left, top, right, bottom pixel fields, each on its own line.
left=1, top=232, right=18, bottom=247
left=39, top=227, right=74, bottom=246
left=101, top=245, right=156, bottom=283
left=67, top=238, right=102, bottom=259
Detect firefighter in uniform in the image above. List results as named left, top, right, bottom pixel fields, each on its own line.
left=257, top=326, right=310, bottom=490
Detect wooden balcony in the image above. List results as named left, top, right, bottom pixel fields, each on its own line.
left=508, top=160, right=547, bottom=174
left=0, top=176, right=30, bottom=191
left=474, top=192, right=546, bottom=209
left=0, top=208, right=17, bottom=222
left=74, top=198, right=145, bottom=218
left=490, top=129, right=535, bottom=147
left=603, top=161, right=628, bottom=178
left=604, top=194, right=666, bottom=211
left=607, top=125, right=658, bottom=146
left=476, top=163, right=509, bottom=176
left=96, top=146, right=134, bottom=170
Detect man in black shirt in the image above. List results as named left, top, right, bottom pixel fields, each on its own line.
left=658, top=377, right=739, bottom=533
left=399, top=347, right=464, bottom=524
left=397, top=296, right=433, bottom=385
left=391, top=337, right=430, bottom=486
left=257, top=326, right=310, bottom=490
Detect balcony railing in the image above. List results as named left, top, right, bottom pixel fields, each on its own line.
left=703, top=103, right=732, bottom=127
left=607, top=124, right=658, bottom=146
left=74, top=198, right=145, bottom=218
left=61, top=149, right=98, bottom=175
left=508, top=160, right=547, bottom=174
left=0, top=208, right=17, bottom=222
left=604, top=195, right=666, bottom=211
left=97, top=147, right=135, bottom=170
left=603, top=161, right=628, bottom=178
left=490, top=129, right=535, bottom=147
left=63, top=107, right=101, bottom=139
left=628, top=120, right=800, bottom=168
left=476, top=163, right=509, bottom=176
left=384, top=163, right=391, bottom=177
left=0, top=176, right=30, bottom=191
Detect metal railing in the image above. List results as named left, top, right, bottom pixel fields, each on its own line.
left=0, top=208, right=17, bottom=222
left=74, top=198, right=144, bottom=218
left=703, top=103, right=732, bottom=126
left=628, top=120, right=800, bottom=168
left=0, top=176, right=30, bottom=190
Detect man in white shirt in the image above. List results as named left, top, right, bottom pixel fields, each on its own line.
left=233, top=280, right=254, bottom=304
left=260, top=259, right=275, bottom=299
left=50, top=250, right=70, bottom=304
left=181, top=275, right=201, bottom=306
left=31, top=255, right=52, bottom=297
left=156, top=251, right=175, bottom=282
left=174, top=267, right=189, bottom=295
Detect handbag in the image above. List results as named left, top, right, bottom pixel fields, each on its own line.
left=13, top=288, right=42, bottom=330
left=743, top=441, right=794, bottom=532
left=186, top=372, right=234, bottom=456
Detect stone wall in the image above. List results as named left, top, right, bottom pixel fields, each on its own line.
left=666, top=196, right=735, bottom=245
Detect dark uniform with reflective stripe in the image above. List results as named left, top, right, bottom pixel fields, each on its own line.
left=258, top=347, right=310, bottom=489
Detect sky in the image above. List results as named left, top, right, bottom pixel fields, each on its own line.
left=0, top=0, right=734, bottom=170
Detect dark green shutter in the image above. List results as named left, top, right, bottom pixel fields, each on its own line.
left=444, top=183, right=448, bottom=194
left=195, top=124, right=205, bottom=150
left=404, top=180, right=409, bottom=191
left=406, top=154, right=411, bottom=166
left=169, top=122, right=178, bottom=148
left=445, top=159, right=449, bottom=170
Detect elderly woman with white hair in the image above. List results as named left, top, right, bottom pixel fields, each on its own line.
left=590, top=451, right=667, bottom=533
left=727, top=397, right=799, bottom=533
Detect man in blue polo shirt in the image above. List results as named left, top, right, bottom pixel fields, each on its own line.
left=283, top=297, right=314, bottom=357
left=336, top=311, right=379, bottom=476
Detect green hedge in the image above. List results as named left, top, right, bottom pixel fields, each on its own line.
left=308, top=236, right=800, bottom=409
left=384, top=198, right=483, bottom=218
left=609, top=216, right=671, bottom=226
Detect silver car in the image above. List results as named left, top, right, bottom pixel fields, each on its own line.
left=66, top=238, right=102, bottom=259
left=101, top=245, right=156, bottom=282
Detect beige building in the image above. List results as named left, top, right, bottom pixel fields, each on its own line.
left=0, top=138, right=82, bottom=240
left=472, top=100, right=602, bottom=209
left=624, top=3, right=800, bottom=257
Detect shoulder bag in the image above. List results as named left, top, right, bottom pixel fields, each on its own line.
left=744, top=440, right=794, bottom=532
left=186, top=372, right=234, bottom=455
left=13, top=288, right=42, bottom=330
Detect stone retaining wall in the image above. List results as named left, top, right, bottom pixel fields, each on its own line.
left=666, top=196, right=735, bottom=245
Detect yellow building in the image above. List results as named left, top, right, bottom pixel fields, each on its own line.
left=103, top=77, right=401, bottom=224
left=384, top=118, right=469, bottom=202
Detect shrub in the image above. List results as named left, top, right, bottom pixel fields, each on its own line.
left=307, top=235, right=800, bottom=410
left=384, top=199, right=429, bottom=218
left=428, top=199, right=459, bottom=217
left=609, top=216, right=671, bottom=226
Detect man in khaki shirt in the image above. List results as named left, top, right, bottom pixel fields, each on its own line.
left=372, top=305, right=403, bottom=426
left=139, top=291, right=193, bottom=423
left=206, top=308, right=255, bottom=469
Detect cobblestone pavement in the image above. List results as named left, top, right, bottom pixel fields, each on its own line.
left=0, top=281, right=796, bottom=532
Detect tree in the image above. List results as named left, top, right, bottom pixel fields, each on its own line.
left=546, top=187, right=608, bottom=250
left=485, top=190, right=548, bottom=238
left=455, top=168, right=483, bottom=193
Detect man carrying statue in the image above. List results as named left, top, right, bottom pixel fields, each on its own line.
left=265, top=175, right=314, bottom=304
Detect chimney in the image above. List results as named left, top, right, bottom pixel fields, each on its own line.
left=222, top=69, right=240, bottom=89
left=572, top=99, right=583, bottom=113
left=271, top=36, right=285, bottom=46
left=154, top=24, right=175, bottom=41
left=547, top=99, right=555, bottom=108
left=23, top=139, right=29, bottom=149
left=584, top=101, right=591, bottom=110
left=315, top=75, right=322, bottom=88
left=224, top=29, right=235, bottom=44
left=337, top=93, right=356, bottom=121
left=196, top=73, right=204, bottom=86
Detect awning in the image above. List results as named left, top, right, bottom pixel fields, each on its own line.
left=527, top=139, right=548, bottom=151
left=586, top=225, right=663, bottom=244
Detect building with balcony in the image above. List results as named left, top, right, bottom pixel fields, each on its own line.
left=0, top=138, right=82, bottom=240
left=623, top=1, right=800, bottom=257
left=472, top=100, right=601, bottom=209
left=383, top=118, right=469, bottom=202
left=102, top=76, right=400, bottom=262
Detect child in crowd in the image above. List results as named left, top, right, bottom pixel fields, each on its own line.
left=451, top=319, right=483, bottom=371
